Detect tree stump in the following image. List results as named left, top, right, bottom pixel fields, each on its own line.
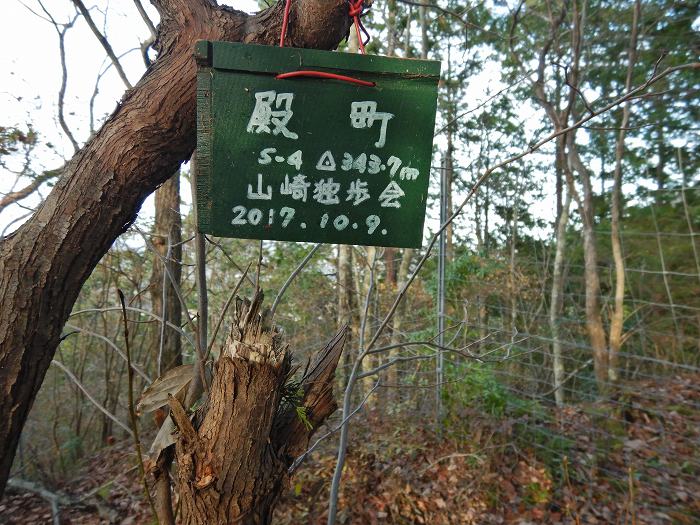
left=168, top=294, right=346, bottom=524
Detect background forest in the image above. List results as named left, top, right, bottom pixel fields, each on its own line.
left=0, top=0, right=698, bottom=524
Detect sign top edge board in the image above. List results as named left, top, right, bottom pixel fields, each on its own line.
left=195, top=40, right=442, bottom=78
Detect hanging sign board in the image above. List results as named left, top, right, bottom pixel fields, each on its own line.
left=195, top=41, right=441, bottom=248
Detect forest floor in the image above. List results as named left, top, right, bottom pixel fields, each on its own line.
left=1, top=374, right=698, bottom=524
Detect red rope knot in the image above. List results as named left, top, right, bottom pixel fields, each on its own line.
left=348, top=0, right=363, bottom=17
left=348, top=0, right=370, bottom=54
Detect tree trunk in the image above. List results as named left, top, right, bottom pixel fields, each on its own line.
left=337, top=244, right=358, bottom=385
left=387, top=248, right=413, bottom=399
left=0, top=0, right=352, bottom=496
left=169, top=296, right=346, bottom=524
left=567, top=137, right=609, bottom=390
left=419, top=0, right=428, bottom=59
left=483, top=183, right=490, bottom=254
left=609, top=0, right=640, bottom=382
left=655, top=125, right=666, bottom=199
left=444, top=55, right=454, bottom=261
left=360, top=247, right=378, bottom=398
left=386, top=0, right=397, bottom=57
left=404, top=6, right=412, bottom=57
left=509, top=185, right=519, bottom=333
left=550, top=191, right=571, bottom=407
left=150, top=173, right=183, bottom=375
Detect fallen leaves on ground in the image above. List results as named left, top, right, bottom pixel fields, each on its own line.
left=1, top=374, right=698, bottom=524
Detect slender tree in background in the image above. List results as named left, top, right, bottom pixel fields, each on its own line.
left=508, top=0, right=610, bottom=391
left=337, top=243, right=358, bottom=383
left=550, top=190, right=571, bottom=406
left=608, top=0, right=641, bottom=381
left=504, top=0, right=698, bottom=393
left=337, top=23, right=360, bottom=389
left=149, top=174, right=183, bottom=374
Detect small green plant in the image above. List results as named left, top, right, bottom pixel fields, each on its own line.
left=280, top=380, right=313, bottom=430
left=443, top=361, right=511, bottom=417
left=524, top=482, right=550, bottom=505
left=295, top=405, right=313, bottom=431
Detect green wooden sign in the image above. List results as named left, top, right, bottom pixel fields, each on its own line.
left=195, top=41, right=441, bottom=248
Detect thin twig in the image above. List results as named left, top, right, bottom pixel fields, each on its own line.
left=50, top=359, right=133, bottom=437
left=132, top=225, right=209, bottom=395
left=204, top=236, right=257, bottom=286
left=255, top=240, right=264, bottom=294
left=288, top=380, right=380, bottom=475
left=270, top=243, right=321, bottom=319
left=64, top=323, right=151, bottom=382
left=132, top=0, right=157, bottom=38
left=186, top=152, right=211, bottom=404
left=541, top=359, right=593, bottom=397
left=203, top=263, right=252, bottom=363
left=71, top=0, right=133, bottom=89
left=69, top=306, right=195, bottom=349
left=38, top=1, right=80, bottom=152
left=157, top=234, right=172, bottom=376
left=117, top=289, right=157, bottom=522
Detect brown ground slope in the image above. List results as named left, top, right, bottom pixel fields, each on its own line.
left=1, top=374, right=698, bottom=524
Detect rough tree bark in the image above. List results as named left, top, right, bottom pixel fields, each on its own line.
left=168, top=295, right=347, bottom=524
left=0, top=0, right=352, bottom=496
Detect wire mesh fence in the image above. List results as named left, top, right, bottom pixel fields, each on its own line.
left=13, top=181, right=699, bottom=523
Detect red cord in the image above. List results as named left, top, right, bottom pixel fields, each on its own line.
left=279, top=0, right=293, bottom=47
left=276, top=70, right=375, bottom=87
left=348, top=0, right=366, bottom=54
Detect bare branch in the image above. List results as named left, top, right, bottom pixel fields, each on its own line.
left=51, top=359, right=133, bottom=437
left=205, top=236, right=257, bottom=286
left=38, top=1, right=80, bottom=152
left=71, top=0, right=133, bottom=89
left=288, top=380, right=380, bottom=475
left=69, top=305, right=196, bottom=348
left=89, top=48, right=140, bottom=134
left=270, top=243, right=321, bottom=319
left=133, top=0, right=157, bottom=38
left=64, top=323, right=151, bottom=382
left=132, top=224, right=209, bottom=398
left=203, top=263, right=251, bottom=363
left=117, top=289, right=157, bottom=519
left=0, top=168, right=62, bottom=215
